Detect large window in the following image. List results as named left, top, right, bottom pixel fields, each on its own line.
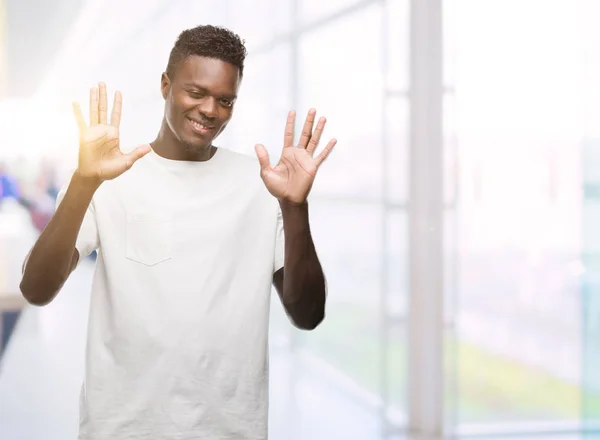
left=580, top=0, right=600, bottom=430
left=445, top=0, right=593, bottom=434
left=293, top=2, right=409, bottom=434
left=296, top=4, right=384, bottom=199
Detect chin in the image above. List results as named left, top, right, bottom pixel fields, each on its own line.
left=181, top=138, right=212, bottom=154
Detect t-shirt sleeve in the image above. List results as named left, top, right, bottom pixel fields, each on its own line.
left=55, top=178, right=100, bottom=262
left=273, top=206, right=285, bottom=273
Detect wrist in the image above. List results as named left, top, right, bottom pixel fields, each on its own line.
left=278, top=198, right=308, bottom=211
left=278, top=199, right=310, bottom=225
left=72, top=170, right=102, bottom=194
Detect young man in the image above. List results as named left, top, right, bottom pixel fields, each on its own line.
left=20, top=25, right=336, bottom=439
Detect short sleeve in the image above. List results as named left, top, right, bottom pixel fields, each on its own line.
left=273, top=206, right=285, bottom=273
left=55, top=177, right=100, bottom=262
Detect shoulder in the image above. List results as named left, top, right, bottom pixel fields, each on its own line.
left=219, top=147, right=279, bottom=208
left=217, top=147, right=264, bottom=185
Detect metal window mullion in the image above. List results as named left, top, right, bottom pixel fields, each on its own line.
left=379, top=0, right=392, bottom=435
left=407, top=0, right=444, bottom=438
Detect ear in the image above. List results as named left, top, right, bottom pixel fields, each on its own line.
left=161, top=72, right=171, bottom=100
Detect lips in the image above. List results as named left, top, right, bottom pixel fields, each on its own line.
left=187, top=117, right=215, bottom=135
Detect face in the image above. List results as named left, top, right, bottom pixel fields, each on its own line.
left=161, top=55, right=241, bottom=153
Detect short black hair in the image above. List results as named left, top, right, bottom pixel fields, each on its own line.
left=166, top=25, right=247, bottom=78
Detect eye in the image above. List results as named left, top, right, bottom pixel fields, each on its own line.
left=220, top=99, right=233, bottom=108
left=188, top=90, right=205, bottom=99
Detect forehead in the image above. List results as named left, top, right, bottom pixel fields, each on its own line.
left=175, top=55, right=240, bottom=94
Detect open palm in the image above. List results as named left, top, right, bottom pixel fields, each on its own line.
left=255, top=109, right=337, bottom=204
left=73, top=83, right=150, bottom=183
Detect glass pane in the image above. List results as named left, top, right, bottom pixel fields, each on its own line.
left=582, top=141, right=600, bottom=430
left=297, top=3, right=383, bottom=199
left=299, top=0, right=368, bottom=25
left=452, top=0, right=582, bottom=141
left=385, top=0, right=409, bottom=92
left=385, top=98, right=408, bottom=204
left=582, top=0, right=600, bottom=141
left=443, top=0, right=457, bottom=90
left=223, top=43, right=292, bottom=158
left=385, top=209, right=409, bottom=419
left=444, top=94, right=458, bottom=207
left=299, top=200, right=383, bottom=421
left=294, top=200, right=407, bottom=417
left=444, top=208, right=460, bottom=429
left=449, top=0, right=585, bottom=430
left=226, top=0, right=291, bottom=48
left=581, top=0, right=600, bottom=431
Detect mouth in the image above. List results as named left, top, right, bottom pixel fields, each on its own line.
left=187, top=117, right=215, bottom=136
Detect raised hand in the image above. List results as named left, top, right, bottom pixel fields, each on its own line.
left=255, top=109, right=337, bottom=205
left=73, top=82, right=150, bottom=184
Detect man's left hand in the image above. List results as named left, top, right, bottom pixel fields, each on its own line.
left=255, top=109, right=337, bottom=205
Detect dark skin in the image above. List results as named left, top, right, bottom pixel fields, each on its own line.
left=272, top=202, right=327, bottom=330
left=20, top=55, right=336, bottom=331
left=152, top=56, right=239, bottom=162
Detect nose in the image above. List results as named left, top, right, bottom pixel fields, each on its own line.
left=198, top=97, right=218, bottom=119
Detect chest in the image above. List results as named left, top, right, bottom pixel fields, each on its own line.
left=94, top=179, right=277, bottom=267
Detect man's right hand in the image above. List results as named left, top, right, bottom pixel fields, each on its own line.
left=73, top=82, right=151, bottom=184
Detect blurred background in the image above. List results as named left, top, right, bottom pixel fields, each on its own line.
left=1, top=0, right=600, bottom=439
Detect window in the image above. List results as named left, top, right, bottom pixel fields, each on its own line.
left=291, top=1, right=409, bottom=424
left=297, top=3, right=384, bottom=199
left=581, top=0, right=600, bottom=427
left=222, top=43, right=292, bottom=157
left=385, top=0, right=409, bottom=93
left=446, top=0, right=586, bottom=431
left=384, top=98, right=409, bottom=204
left=299, top=0, right=373, bottom=25
left=227, top=0, right=291, bottom=48
left=296, top=199, right=408, bottom=421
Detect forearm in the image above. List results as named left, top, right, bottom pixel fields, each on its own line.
left=280, top=200, right=326, bottom=330
left=20, top=172, right=99, bottom=305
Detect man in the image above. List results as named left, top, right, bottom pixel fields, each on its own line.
left=20, top=25, right=336, bottom=439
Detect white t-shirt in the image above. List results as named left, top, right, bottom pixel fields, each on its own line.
left=56, top=146, right=285, bottom=440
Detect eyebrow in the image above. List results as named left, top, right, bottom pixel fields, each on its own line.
left=183, top=83, right=237, bottom=100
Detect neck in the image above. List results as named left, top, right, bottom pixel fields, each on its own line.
left=151, top=118, right=216, bottom=162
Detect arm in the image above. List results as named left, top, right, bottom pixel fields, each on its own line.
left=273, top=200, right=326, bottom=330
left=20, top=174, right=98, bottom=305
left=19, top=82, right=149, bottom=306
left=256, top=108, right=337, bottom=331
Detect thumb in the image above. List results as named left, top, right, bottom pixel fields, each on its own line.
left=255, top=144, right=271, bottom=171
left=72, top=102, right=87, bottom=134
left=123, top=144, right=152, bottom=170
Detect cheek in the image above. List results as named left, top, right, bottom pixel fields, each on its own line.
left=165, top=102, right=177, bottom=126
left=172, top=92, right=195, bottom=113
left=165, top=98, right=186, bottom=129
left=220, top=107, right=234, bottom=123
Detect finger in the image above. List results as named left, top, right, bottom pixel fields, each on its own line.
left=298, top=108, right=317, bottom=149
left=306, top=116, right=326, bottom=156
left=72, top=102, right=87, bottom=134
left=89, top=87, right=99, bottom=126
left=123, top=144, right=152, bottom=170
left=111, top=91, right=123, bottom=127
left=283, top=111, right=295, bottom=148
left=99, top=82, right=108, bottom=124
left=315, top=138, right=337, bottom=167
left=255, top=144, right=271, bottom=171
